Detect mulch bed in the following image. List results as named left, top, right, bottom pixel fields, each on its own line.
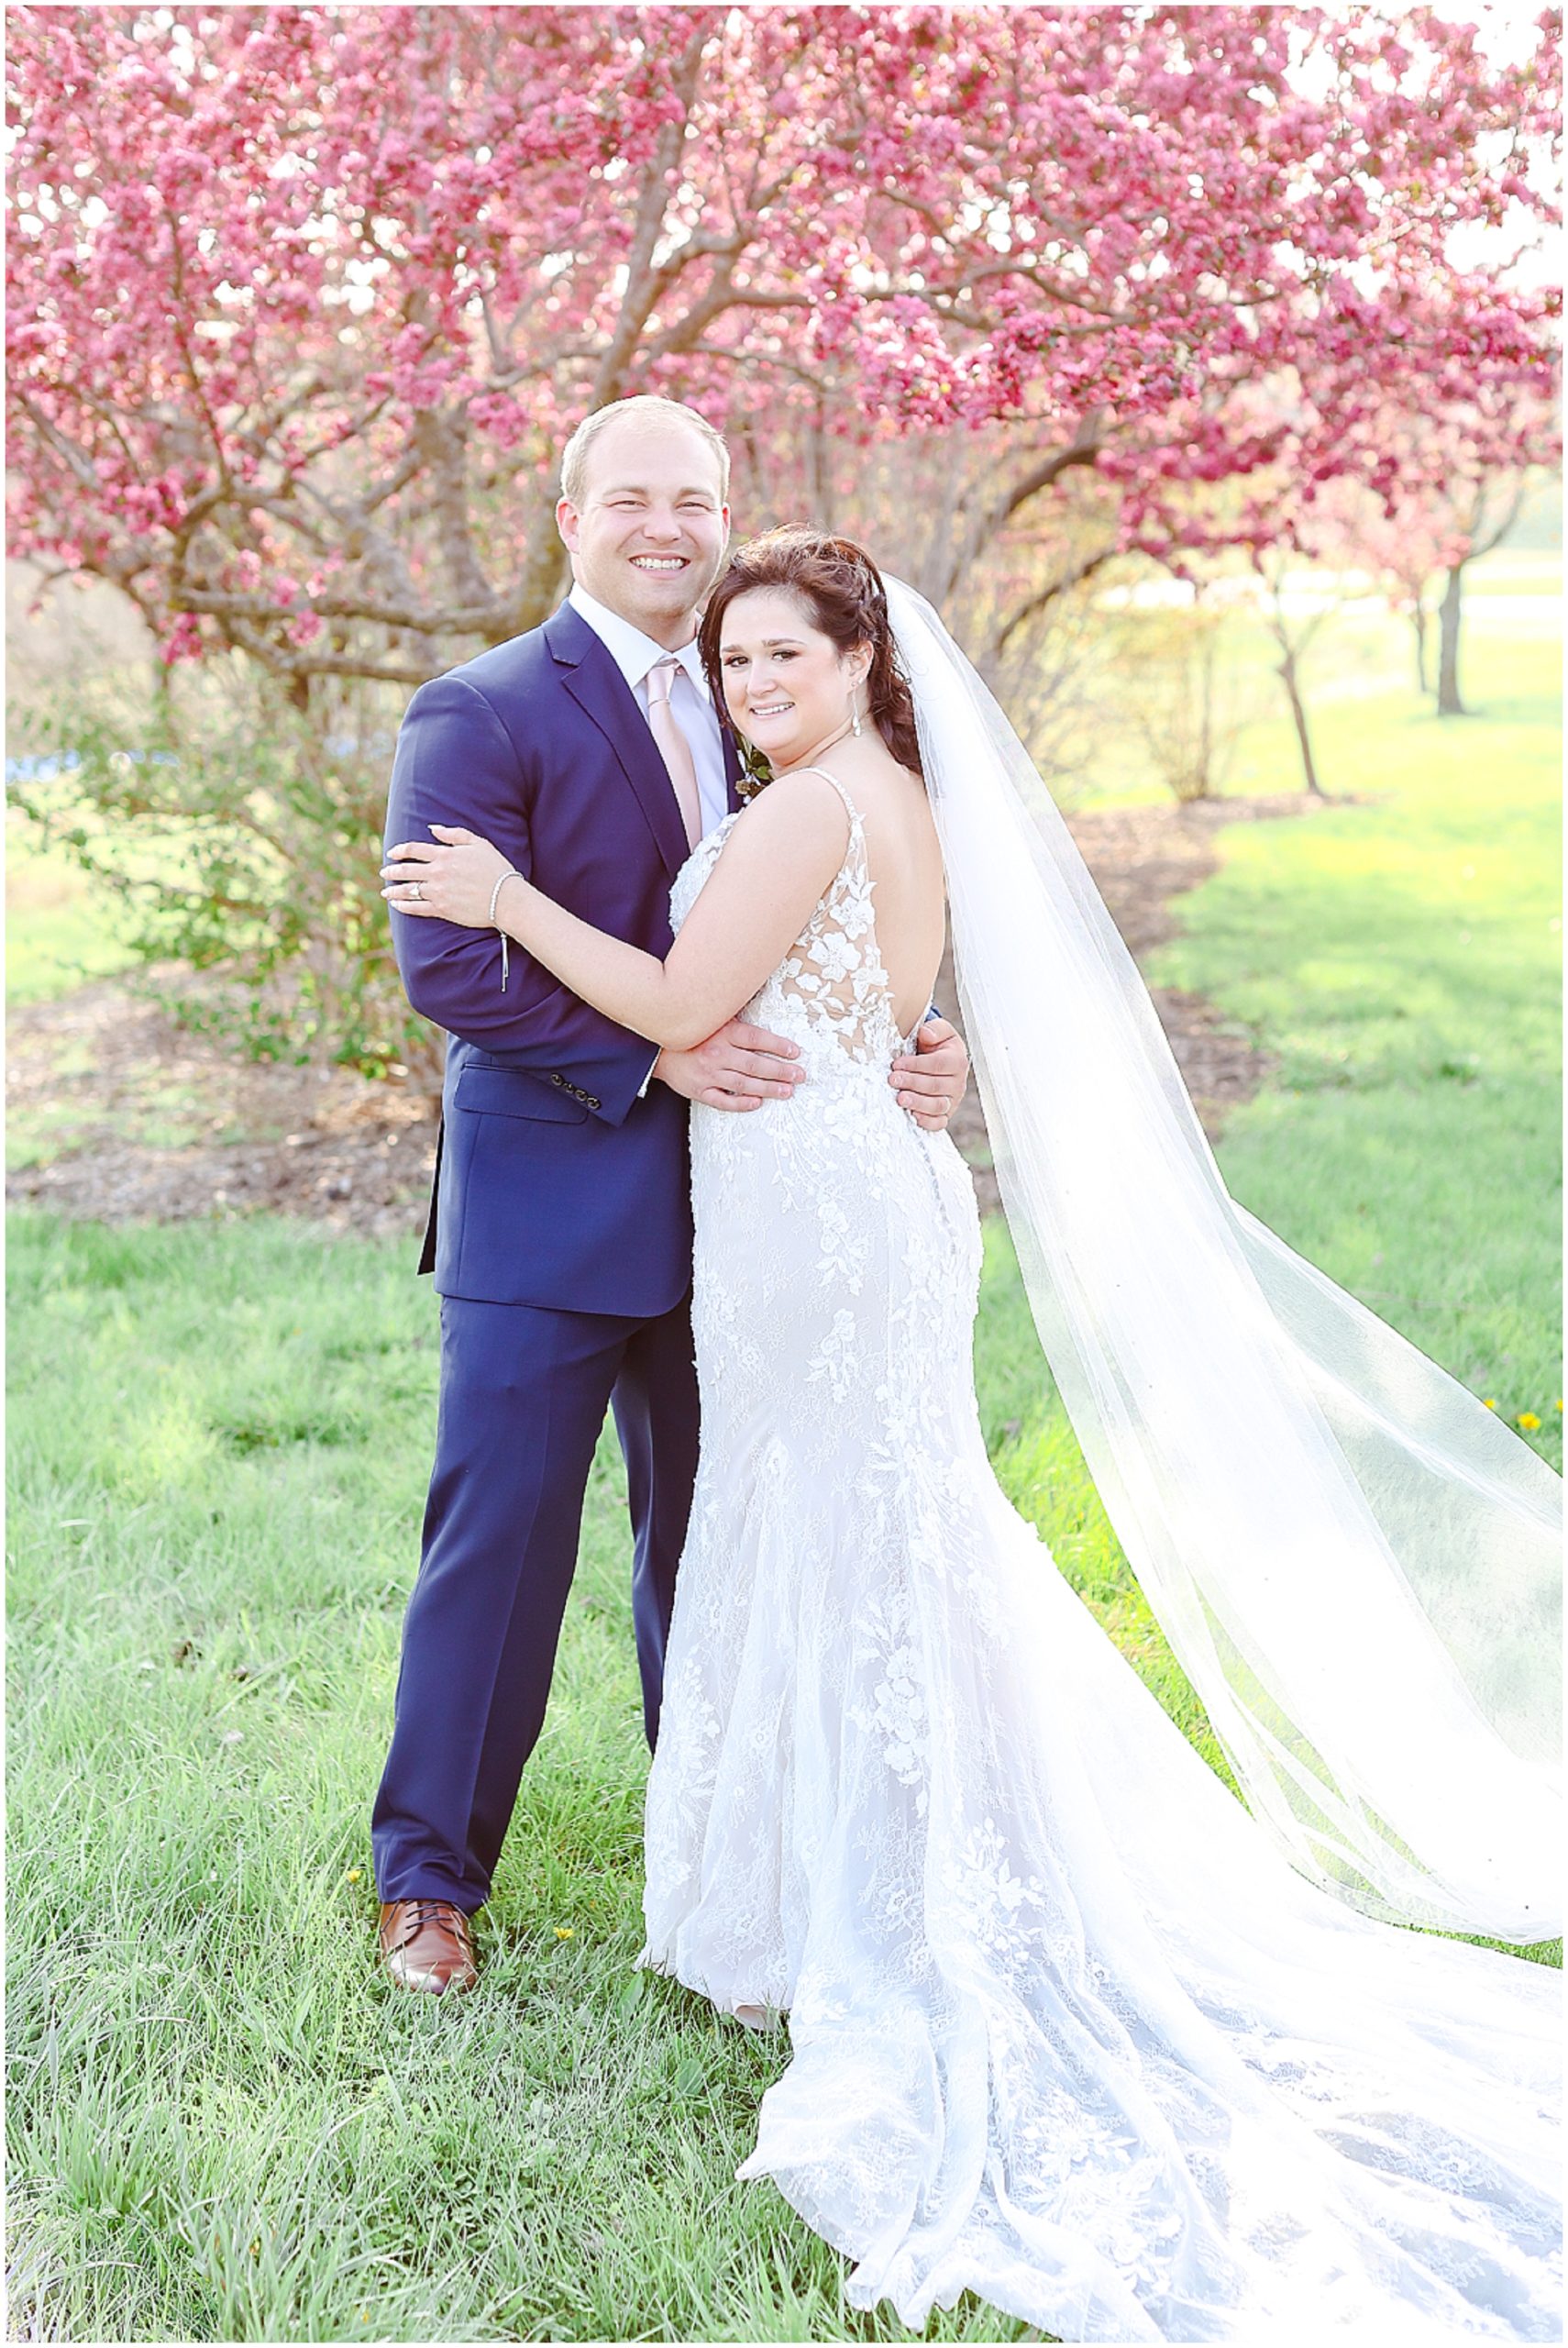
left=6, top=794, right=1318, bottom=1237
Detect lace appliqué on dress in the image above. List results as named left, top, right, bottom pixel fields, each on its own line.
left=639, top=782, right=1562, bottom=2343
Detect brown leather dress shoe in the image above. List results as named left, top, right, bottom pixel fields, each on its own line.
left=379, top=1899, right=479, bottom=1995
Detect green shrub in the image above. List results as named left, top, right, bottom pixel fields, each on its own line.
left=8, top=657, right=441, bottom=1091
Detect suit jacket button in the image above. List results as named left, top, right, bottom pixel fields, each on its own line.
left=550, top=1073, right=564, bottom=1086
left=588, top=1096, right=601, bottom=1110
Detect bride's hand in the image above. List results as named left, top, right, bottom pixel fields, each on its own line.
left=381, top=825, right=517, bottom=926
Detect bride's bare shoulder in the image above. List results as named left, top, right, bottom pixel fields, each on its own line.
left=709, top=768, right=852, bottom=902
left=737, top=765, right=854, bottom=835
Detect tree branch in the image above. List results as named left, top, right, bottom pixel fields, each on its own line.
left=173, top=583, right=501, bottom=633
left=995, top=546, right=1121, bottom=651
left=411, top=407, right=493, bottom=610
left=219, top=614, right=430, bottom=686
left=586, top=23, right=711, bottom=409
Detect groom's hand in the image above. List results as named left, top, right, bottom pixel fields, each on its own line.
left=654, top=1019, right=805, bottom=1112
left=890, top=1017, right=969, bottom=1134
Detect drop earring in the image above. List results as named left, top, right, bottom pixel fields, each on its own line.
left=850, top=686, right=864, bottom=738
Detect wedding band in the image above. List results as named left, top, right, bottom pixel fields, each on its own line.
left=407, top=882, right=423, bottom=901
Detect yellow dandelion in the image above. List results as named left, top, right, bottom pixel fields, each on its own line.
left=1518, top=1412, right=1541, bottom=1431
left=554, top=1926, right=575, bottom=1940
left=1555, top=1399, right=1563, bottom=1413
left=345, top=1867, right=362, bottom=1884
left=1482, top=1397, right=1497, bottom=1410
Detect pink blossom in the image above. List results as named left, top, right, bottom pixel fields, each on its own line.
left=6, top=4, right=1557, bottom=675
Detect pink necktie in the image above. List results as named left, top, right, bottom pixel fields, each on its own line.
left=645, top=656, right=702, bottom=851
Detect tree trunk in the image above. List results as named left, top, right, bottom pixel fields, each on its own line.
left=1436, top=564, right=1467, bottom=715
left=511, top=490, right=571, bottom=637
left=1411, top=603, right=1430, bottom=695
left=1276, top=648, right=1326, bottom=796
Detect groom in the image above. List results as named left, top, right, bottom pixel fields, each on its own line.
left=371, top=395, right=970, bottom=1992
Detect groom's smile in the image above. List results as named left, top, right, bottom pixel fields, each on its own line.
left=557, top=411, right=731, bottom=651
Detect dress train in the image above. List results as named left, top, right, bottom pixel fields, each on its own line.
left=639, top=782, right=1561, bottom=2342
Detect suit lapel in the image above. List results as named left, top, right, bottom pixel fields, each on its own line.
left=545, top=604, right=690, bottom=881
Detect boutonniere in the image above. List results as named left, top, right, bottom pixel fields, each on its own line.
left=734, top=734, right=774, bottom=803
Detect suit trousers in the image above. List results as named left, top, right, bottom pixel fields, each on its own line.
left=371, top=1289, right=701, bottom=1911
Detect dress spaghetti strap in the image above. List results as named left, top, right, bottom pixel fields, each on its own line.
left=788, top=764, right=861, bottom=828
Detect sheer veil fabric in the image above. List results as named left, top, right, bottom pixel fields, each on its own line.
left=885, top=580, right=1561, bottom=1946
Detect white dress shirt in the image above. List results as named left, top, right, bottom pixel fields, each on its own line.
left=568, top=582, right=730, bottom=840
left=567, top=581, right=732, bottom=1094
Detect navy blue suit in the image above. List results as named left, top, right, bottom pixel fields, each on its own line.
left=371, top=603, right=742, bottom=1911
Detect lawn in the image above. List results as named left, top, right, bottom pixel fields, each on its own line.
left=6, top=608, right=1561, bottom=2342
left=6, top=1213, right=1059, bottom=2344
left=1149, top=633, right=1562, bottom=1457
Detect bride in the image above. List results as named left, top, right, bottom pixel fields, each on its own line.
left=382, top=528, right=1561, bottom=2341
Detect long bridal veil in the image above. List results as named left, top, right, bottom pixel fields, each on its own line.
left=885, top=579, right=1562, bottom=1946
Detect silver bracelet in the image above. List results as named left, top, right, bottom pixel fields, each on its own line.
left=488, top=867, right=519, bottom=992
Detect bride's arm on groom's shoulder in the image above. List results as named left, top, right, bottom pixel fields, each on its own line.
left=383, top=673, right=658, bottom=1124
left=384, top=772, right=851, bottom=1055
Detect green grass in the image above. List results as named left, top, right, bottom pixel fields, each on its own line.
left=1149, top=637, right=1562, bottom=1460
left=6, top=611, right=1561, bottom=2342
left=6, top=1213, right=1059, bottom=2344
left=6, top=815, right=141, bottom=1005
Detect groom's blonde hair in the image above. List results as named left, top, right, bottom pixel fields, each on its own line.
left=560, top=396, right=730, bottom=509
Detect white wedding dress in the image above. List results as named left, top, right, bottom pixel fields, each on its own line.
left=639, top=772, right=1562, bottom=2342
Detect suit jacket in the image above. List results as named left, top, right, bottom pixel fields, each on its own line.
left=385, top=601, right=742, bottom=1315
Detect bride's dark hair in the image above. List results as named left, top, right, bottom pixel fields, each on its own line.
left=698, top=526, right=923, bottom=781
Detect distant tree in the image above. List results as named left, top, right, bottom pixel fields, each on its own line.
left=1430, top=475, right=1530, bottom=718
left=6, top=3, right=1559, bottom=1071
left=1351, top=500, right=1454, bottom=698
left=1328, top=400, right=1559, bottom=712
left=1105, top=581, right=1272, bottom=805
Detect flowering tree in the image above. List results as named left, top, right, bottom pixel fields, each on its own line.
left=9, top=3, right=1559, bottom=686
left=6, top=4, right=1559, bottom=1075
left=1333, top=401, right=1559, bottom=712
